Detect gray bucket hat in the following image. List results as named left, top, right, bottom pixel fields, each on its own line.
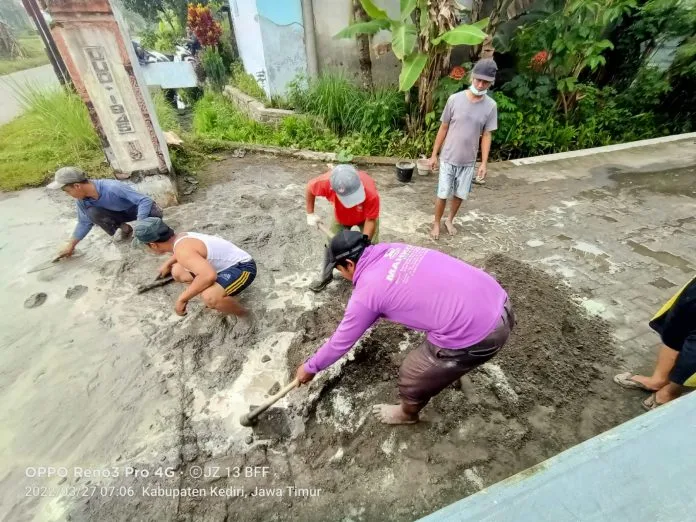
left=330, top=164, right=365, bottom=208
left=472, top=59, right=498, bottom=82
left=47, top=166, right=87, bottom=189
left=132, top=217, right=174, bottom=244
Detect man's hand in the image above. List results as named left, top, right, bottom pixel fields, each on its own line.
left=476, top=163, right=487, bottom=181
left=175, top=298, right=188, bottom=316
left=306, top=213, right=322, bottom=229
left=429, top=154, right=439, bottom=170
left=158, top=262, right=172, bottom=278
left=57, top=244, right=75, bottom=259
left=295, top=364, right=315, bottom=385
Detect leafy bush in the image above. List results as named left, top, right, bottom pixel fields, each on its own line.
left=140, top=14, right=183, bottom=54
left=150, top=88, right=180, bottom=131
left=230, top=62, right=267, bottom=101
left=201, top=49, right=227, bottom=93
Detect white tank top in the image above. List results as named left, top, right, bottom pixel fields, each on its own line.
left=173, top=232, right=252, bottom=273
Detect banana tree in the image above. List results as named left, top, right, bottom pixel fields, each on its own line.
left=335, top=0, right=488, bottom=128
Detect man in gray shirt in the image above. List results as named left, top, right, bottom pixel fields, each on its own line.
left=429, top=59, right=498, bottom=239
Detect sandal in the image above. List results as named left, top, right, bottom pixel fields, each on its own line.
left=642, top=393, right=664, bottom=411
left=613, top=372, right=654, bottom=391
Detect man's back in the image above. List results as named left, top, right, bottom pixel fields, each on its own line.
left=353, top=243, right=507, bottom=348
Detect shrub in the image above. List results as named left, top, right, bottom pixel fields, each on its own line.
left=201, top=49, right=227, bottom=93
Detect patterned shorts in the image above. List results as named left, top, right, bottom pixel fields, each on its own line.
left=437, top=161, right=476, bottom=200
left=216, top=260, right=257, bottom=296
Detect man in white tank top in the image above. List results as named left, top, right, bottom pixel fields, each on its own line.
left=133, top=217, right=257, bottom=316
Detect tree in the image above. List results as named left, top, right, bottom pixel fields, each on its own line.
left=336, top=0, right=487, bottom=128
left=353, top=0, right=374, bottom=90
left=122, top=0, right=188, bottom=30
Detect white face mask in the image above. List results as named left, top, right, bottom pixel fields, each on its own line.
left=469, top=84, right=488, bottom=96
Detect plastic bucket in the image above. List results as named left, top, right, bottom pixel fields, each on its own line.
left=416, top=158, right=431, bottom=176
left=395, top=161, right=415, bottom=183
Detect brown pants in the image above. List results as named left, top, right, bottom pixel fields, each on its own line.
left=398, top=299, right=515, bottom=408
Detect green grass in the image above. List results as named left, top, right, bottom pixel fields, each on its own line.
left=0, top=35, right=50, bottom=76
left=0, top=87, right=106, bottom=191
left=230, top=62, right=268, bottom=102
left=150, top=88, right=180, bottom=132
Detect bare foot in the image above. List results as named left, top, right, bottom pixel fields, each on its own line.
left=631, top=374, right=668, bottom=391
left=430, top=222, right=441, bottom=240
left=372, top=404, right=418, bottom=425
left=444, top=219, right=457, bottom=236
left=655, top=382, right=683, bottom=404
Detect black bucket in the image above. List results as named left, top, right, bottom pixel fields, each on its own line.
left=395, top=161, right=415, bottom=183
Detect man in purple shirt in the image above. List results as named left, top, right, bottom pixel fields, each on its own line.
left=295, top=230, right=515, bottom=425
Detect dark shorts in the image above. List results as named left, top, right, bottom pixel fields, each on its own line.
left=215, top=260, right=257, bottom=296
left=399, top=298, right=515, bottom=407
left=649, top=276, right=696, bottom=386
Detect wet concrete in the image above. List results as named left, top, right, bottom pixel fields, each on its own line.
left=1, top=139, right=695, bottom=521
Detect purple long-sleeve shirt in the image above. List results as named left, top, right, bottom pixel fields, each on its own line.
left=304, top=243, right=508, bottom=374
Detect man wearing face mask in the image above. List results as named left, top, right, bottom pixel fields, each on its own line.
left=429, top=58, right=498, bottom=239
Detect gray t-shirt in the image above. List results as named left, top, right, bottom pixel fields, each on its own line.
left=440, top=90, right=497, bottom=167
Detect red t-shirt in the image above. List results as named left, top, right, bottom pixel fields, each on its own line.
left=308, top=171, right=380, bottom=226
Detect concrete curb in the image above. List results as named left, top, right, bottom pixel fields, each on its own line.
left=223, top=85, right=295, bottom=124
left=194, top=132, right=696, bottom=169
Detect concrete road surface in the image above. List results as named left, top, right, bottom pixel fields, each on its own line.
left=0, top=64, right=59, bottom=126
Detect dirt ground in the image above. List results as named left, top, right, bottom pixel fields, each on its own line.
left=2, top=146, right=694, bottom=522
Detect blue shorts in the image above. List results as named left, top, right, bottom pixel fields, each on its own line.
left=437, top=161, right=476, bottom=200
left=215, top=260, right=257, bottom=296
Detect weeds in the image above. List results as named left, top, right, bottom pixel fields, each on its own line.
left=230, top=62, right=267, bottom=102
left=0, top=34, right=49, bottom=76
left=0, top=86, right=105, bottom=190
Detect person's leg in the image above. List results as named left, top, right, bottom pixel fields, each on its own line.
left=446, top=165, right=475, bottom=235
left=631, top=344, right=679, bottom=390
left=653, top=334, right=696, bottom=404
left=85, top=207, right=132, bottom=236
left=201, top=284, right=248, bottom=316
left=432, top=162, right=454, bottom=239
left=149, top=202, right=163, bottom=218
left=171, top=263, right=194, bottom=283
left=445, top=197, right=463, bottom=235
left=310, top=222, right=346, bottom=292
left=374, top=302, right=513, bottom=425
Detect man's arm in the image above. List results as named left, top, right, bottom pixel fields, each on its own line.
left=478, top=131, right=493, bottom=179
left=59, top=204, right=91, bottom=258
left=429, top=122, right=449, bottom=168
left=305, top=183, right=317, bottom=215
left=303, top=299, right=380, bottom=374
left=362, top=219, right=376, bottom=240
left=158, top=255, right=178, bottom=277
left=112, top=183, right=154, bottom=220
left=173, top=247, right=217, bottom=310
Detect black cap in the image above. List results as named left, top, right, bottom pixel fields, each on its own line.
left=328, top=230, right=370, bottom=268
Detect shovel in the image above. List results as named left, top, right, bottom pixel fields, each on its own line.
left=239, top=378, right=300, bottom=427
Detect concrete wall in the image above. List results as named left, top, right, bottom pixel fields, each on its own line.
left=311, top=0, right=401, bottom=86
left=256, top=0, right=307, bottom=97
left=228, top=0, right=268, bottom=96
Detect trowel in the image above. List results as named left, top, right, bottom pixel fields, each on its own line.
left=27, top=253, right=84, bottom=274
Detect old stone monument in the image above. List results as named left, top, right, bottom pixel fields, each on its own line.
left=46, top=0, right=177, bottom=205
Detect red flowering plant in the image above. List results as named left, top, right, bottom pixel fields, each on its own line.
left=530, top=50, right=550, bottom=72
left=187, top=3, right=222, bottom=47
left=449, top=66, right=467, bottom=81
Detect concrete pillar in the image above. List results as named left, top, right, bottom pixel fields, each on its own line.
left=46, top=0, right=177, bottom=206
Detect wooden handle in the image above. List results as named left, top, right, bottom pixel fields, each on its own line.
left=137, top=275, right=174, bottom=294
left=246, top=378, right=300, bottom=421
left=317, top=223, right=334, bottom=240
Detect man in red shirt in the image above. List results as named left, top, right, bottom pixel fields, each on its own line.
left=305, top=164, right=380, bottom=292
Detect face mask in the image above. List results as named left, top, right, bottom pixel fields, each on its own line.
left=469, top=84, right=488, bottom=96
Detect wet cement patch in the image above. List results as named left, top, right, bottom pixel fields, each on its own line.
left=23, top=292, right=47, bottom=308
left=5, top=153, right=681, bottom=521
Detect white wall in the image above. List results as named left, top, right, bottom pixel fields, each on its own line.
left=311, top=0, right=401, bottom=86
left=229, top=0, right=270, bottom=96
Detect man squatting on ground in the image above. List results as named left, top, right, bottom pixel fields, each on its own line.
left=133, top=217, right=257, bottom=317
left=614, top=274, right=696, bottom=409
left=305, top=164, right=380, bottom=292
left=295, top=230, right=515, bottom=424
left=429, top=58, right=498, bottom=240
left=47, top=166, right=162, bottom=258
